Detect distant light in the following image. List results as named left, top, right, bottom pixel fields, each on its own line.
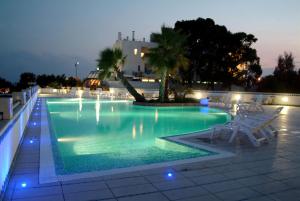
left=140, top=52, right=144, bottom=58
left=29, top=140, right=33, bottom=144
left=96, top=67, right=100, bottom=71
left=167, top=172, right=173, bottom=177
left=21, top=182, right=27, bottom=188
left=33, top=122, right=36, bottom=126
left=134, top=48, right=138, bottom=55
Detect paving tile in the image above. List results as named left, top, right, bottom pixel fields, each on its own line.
left=152, top=177, right=195, bottom=191
left=111, top=183, right=156, bottom=197
left=180, top=169, right=216, bottom=178
left=12, top=194, right=64, bottom=201
left=215, top=187, right=261, bottom=201
left=13, top=186, right=62, bottom=199
left=282, top=176, right=300, bottom=188
left=250, top=181, right=291, bottom=194
left=269, top=189, right=300, bottom=201
left=191, top=174, right=227, bottom=185
left=64, top=188, right=113, bottom=201
left=163, top=186, right=209, bottom=200
left=177, top=194, right=221, bottom=201
left=106, top=177, right=149, bottom=188
left=244, top=195, right=274, bottom=201
left=203, top=180, right=243, bottom=193
left=223, top=169, right=257, bottom=180
left=62, top=181, right=107, bottom=193
left=235, top=175, right=274, bottom=186
left=145, top=172, right=185, bottom=183
left=117, top=192, right=168, bottom=201
left=61, top=176, right=104, bottom=185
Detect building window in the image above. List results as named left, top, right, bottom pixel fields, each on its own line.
left=134, top=48, right=138, bottom=55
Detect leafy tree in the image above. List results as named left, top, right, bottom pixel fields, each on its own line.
left=19, top=72, right=36, bottom=89
left=274, top=52, right=295, bottom=76
left=258, top=52, right=299, bottom=93
left=65, top=76, right=78, bottom=87
left=146, top=26, right=189, bottom=102
left=174, top=18, right=262, bottom=90
left=97, top=48, right=145, bottom=102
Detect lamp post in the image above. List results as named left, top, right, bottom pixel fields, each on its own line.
left=75, top=60, right=79, bottom=78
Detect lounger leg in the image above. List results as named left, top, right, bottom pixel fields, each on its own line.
left=229, top=126, right=239, bottom=143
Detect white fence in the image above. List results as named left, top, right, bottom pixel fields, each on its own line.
left=0, top=90, right=38, bottom=196
left=39, top=87, right=300, bottom=106
left=190, top=90, right=300, bottom=106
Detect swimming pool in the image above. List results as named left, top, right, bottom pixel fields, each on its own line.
left=46, top=98, right=230, bottom=175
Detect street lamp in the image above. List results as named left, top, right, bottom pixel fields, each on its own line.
left=75, top=60, right=79, bottom=78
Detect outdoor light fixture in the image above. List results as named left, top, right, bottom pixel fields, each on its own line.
left=167, top=172, right=173, bottom=177
left=21, top=182, right=27, bottom=188
left=282, top=97, right=288, bottom=102
left=29, top=140, right=33, bottom=144
left=33, top=122, right=36, bottom=126
left=75, top=60, right=79, bottom=78
left=235, top=94, right=241, bottom=101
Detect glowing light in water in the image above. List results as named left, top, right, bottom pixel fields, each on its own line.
left=111, top=106, right=114, bottom=112
left=139, top=122, right=143, bottom=135
left=79, top=98, right=82, bottom=112
left=132, top=123, right=136, bottom=139
left=95, top=100, right=100, bottom=123
left=155, top=109, right=158, bottom=123
left=29, top=140, right=33, bottom=144
left=21, top=182, right=27, bottom=188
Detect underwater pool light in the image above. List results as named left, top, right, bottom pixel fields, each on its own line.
left=21, top=182, right=27, bottom=188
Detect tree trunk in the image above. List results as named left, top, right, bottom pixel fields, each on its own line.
left=115, top=69, right=146, bottom=102
left=164, top=76, right=169, bottom=101
left=159, top=68, right=168, bottom=103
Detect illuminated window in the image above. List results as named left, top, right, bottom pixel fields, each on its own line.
left=134, top=48, right=138, bottom=55
left=140, top=52, right=144, bottom=57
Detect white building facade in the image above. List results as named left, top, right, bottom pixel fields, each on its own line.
left=113, top=31, right=157, bottom=81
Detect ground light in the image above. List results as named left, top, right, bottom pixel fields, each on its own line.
left=167, top=172, right=173, bottom=177
left=29, top=139, right=34, bottom=144
left=21, top=182, right=27, bottom=188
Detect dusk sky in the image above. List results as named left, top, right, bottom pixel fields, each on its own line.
left=0, top=0, right=299, bottom=82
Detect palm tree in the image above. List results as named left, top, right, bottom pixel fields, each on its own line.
left=146, top=26, right=189, bottom=102
left=97, top=48, right=146, bottom=102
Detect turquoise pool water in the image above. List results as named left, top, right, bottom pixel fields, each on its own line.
left=46, top=98, right=230, bottom=174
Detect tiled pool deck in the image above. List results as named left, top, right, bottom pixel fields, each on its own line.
left=2, top=104, right=300, bottom=201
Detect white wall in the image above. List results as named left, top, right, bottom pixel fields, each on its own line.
left=113, top=39, right=157, bottom=77
left=0, top=92, right=37, bottom=195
